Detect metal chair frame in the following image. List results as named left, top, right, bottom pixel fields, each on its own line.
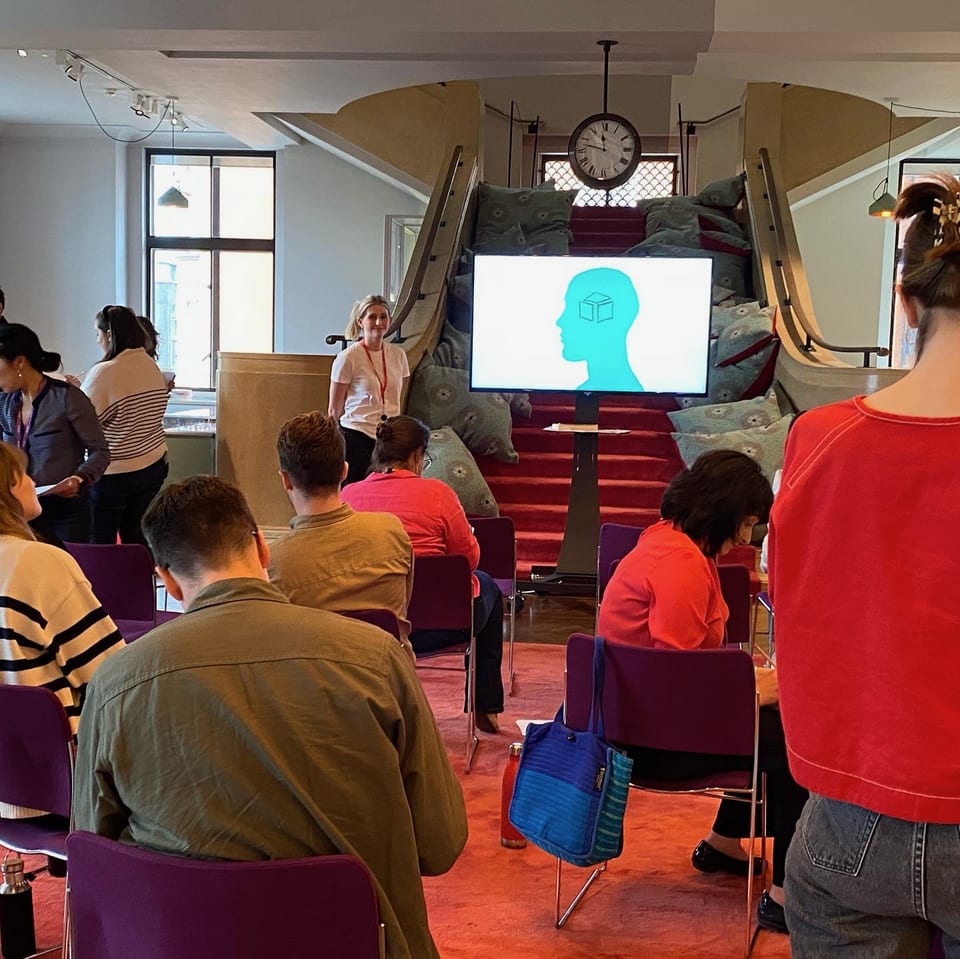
left=558, top=635, right=767, bottom=957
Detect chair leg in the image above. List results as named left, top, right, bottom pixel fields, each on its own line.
left=506, top=591, right=516, bottom=696
left=555, top=857, right=607, bottom=928
left=465, top=633, right=480, bottom=773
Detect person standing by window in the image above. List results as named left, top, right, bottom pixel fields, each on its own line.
left=328, top=295, right=409, bottom=485
left=81, top=305, right=169, bottom=546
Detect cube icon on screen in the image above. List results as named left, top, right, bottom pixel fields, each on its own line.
left=579, top=292, right=614, bottom=323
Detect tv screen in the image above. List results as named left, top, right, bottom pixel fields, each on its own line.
left=470, top=254, right=713, bottom=396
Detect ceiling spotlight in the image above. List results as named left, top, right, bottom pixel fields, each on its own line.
left=16, top=49, right=28, bottom=58
left=131, top=93, right=147, bottom=117
left=63, top=61, right=84, bottom=82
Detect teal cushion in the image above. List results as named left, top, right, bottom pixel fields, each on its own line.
left=423, top=427, right=499, bottom=517
left=476, top=180, right=578, bottom=238
left=668, top=392, right=782, bottom=434
left=406, top=359, right=519, bottom=464
left=672, top=415, right=794, bottom=481
left=433, top=320, right=471, bottom=370
left=711, top=301, right=775, bottom=339
left=677, top=339, right=777, bottom=407
left=716, top=308, right=776, bottom=365
left=697, top=173, right=746, bottom=210
left=472, top=223, right=532, bottom=254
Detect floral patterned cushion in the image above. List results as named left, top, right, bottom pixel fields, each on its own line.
left=672, top=415, right=794, bottom=481
left=475, top=180, right=579, bottom=239
left=696, top=173, right=746, bottom=210
left=668, top=392, right=782, bottom=434
left=676, top=339, right=778, bottom=407
left=711, top=301, right=776, bottom=339
left=423, top=426, right=499, bottom=517
left=406, top=358, right=519, bottom=464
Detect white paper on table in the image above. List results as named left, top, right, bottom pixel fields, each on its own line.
left=515, top=718, right=553, bottom=737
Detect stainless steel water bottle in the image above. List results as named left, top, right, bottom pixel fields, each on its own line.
left=0, top=854, right=36, bottom=959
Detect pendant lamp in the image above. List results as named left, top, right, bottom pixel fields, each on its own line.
left=869, top=100, right=897, bottom=218
left=158, top=102, right=189, bottom=209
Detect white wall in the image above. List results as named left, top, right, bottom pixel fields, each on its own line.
left=0, top=136, right=126, bottom=374
left=275, top=143, right=425, bottom=354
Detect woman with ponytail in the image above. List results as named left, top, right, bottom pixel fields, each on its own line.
left=342, top=415, right=504, bottom=733
left=770, top=173, right=960, bottom=953
left=0, top=324, right=109, bottom=544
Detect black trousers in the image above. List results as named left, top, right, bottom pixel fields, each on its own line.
left=31, top=491, right=90, bottom=547
left=89, top=456, right=169, bottom=547
left=341, top=427, right=375, bottom=486
left=622, top=706, right=808, bottom=887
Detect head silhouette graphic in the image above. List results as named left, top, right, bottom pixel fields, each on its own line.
left=555, top=267, right=642, bottom=391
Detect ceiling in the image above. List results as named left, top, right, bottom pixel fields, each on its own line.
left=3, top=0, right=960, bottom=147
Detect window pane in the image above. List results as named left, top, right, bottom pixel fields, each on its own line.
left=217, top=252, right=274, bottom=354
left=542, top=157, right=678, bottom=207
left=151, top=249, right=213, bottom=388
left=150, top=156, right=212, bottom=238
left=215, top=158, right=275, bottom=239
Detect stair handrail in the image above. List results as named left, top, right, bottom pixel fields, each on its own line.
left=324, top=144, right=465, bottom=349
left=756, top=147, right=889, bottom=368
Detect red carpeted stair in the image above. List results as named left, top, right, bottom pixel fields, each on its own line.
left=477, top=392, right=683, bottom=578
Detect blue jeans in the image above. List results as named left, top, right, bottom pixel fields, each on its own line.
left=785, top=793, right=960, bottom=957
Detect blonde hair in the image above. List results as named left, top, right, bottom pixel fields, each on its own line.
left=345, top=294, right=391, bottom=340
left=0, top=444, right=36, bottom=541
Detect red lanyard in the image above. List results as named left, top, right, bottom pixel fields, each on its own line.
left=361, top=343, right=388, bottom=408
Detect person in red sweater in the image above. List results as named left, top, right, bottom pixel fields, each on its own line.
left=599, top=450, right=805, bottom=934
left=770, top=175, right=960, bottom=955
left=341, top=415, right=504, bottom=733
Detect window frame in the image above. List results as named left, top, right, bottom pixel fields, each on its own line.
left=539, top=153, right=680, bottom=205
left=144, top=148, right=277, bottom=390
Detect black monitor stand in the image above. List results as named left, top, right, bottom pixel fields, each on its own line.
left=532, top=393, right=600, bottom=596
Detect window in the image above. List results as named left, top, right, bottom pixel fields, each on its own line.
left=541, top=155, right=679, bottom=207
left=384, top=215, right=423, bottom=305
left=146, top=151, right=275, bottom=389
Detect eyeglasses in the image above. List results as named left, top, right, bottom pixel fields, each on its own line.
left=423, top=452, right=433, bottom=470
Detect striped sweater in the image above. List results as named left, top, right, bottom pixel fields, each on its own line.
left=81, top=348, right=168, bottom=475
left=0, top=535, right=124, bottom=733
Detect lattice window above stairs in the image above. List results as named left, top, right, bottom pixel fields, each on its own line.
left=542, top=155, right=678, bottom=207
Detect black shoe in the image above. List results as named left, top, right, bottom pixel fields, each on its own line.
left=691, top=840, right=764, bottom=878
left=475, top=712, right=500, bottom=735
left=757, top=891, right=788, bottom=934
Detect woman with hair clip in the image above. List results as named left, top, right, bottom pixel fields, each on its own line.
left=598, top=450, right=806, bottom=934
left=771, top=175, right=960, bottom=955
left=328, top=295, right=410, bottom=485
left=81, top=305, right=169, bottom=546
left=0, top=441, right=122, bottom=820
left=342, top=415, right=504, bottom=733
left=0, top=323, right=109, bottom=545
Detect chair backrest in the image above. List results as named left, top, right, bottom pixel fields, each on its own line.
left=718, top=563, right=751, bottom=648
left=67, top=832, right=383, bottom=959
left=597, top=523, right=644, bottom=601
left=407, top=554, right=473, bottom=632
left=470, top=516, right=516, bottom=584
left=64, top=543, right=156, bottom=623
left=0, top=686, right=73, bottom=818
left=338, top=608, right=403, bottom=641
left=565, top=633, right=756, bottom=758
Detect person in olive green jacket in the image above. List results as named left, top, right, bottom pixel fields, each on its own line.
left=73, top=474, right=467, bottom=959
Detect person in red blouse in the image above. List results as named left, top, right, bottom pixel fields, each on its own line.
left=341, top=415, right=504, bottom=733
left=598, top=450, right=804, bottom=934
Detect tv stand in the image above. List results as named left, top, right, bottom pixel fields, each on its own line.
left=532, top=393, right=603, bottom=597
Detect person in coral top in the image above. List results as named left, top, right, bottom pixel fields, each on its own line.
left=341, top=415, right=504, bottom=733
left=770, top=174, right=960, bottom=956
left=599, top=450, right=806, bottom=934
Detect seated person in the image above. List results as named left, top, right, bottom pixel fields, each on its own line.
left=342, top=415, right=504, bottom=734
left=597, top=450, right=806, bottom=935
left=0, top=441, right=123, bottom=816
left=268, top=410, right=414, bottom=649
left=73, top=475, right=467, bottom=959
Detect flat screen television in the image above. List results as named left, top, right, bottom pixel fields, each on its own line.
left=470, top=254, right=713, bottom=396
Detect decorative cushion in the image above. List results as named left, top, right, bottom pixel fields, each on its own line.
left=500, top=392, right=532, bottom=418
left=475, top=180, right=578, bottom=239
left=676, top=339, right=778, bottom=408
left=406, top=358, right=519, bottom=464
left=712, top=285, right=735, bottom=305
left=672, top=415, right=794, bottom=481
left=526, top=225, right=572, bottom=255
left=700, top=228, right=752, bottom=257
left=472, top=223, right=531, bottom=255
left=433, top=320, right=471, bottom=370
left=716, top=306, right=777, bottom=365
left=631, top=226, right=700, bottom=250
left=641, top=198, right=744, bottom=240
left=711, top=301, right=775, bottom=339
left=668, top=392, right=782, bottom=434
left=447, top=273, right=473, bottom=332
left=697, top=173, right=746, bottom=210
left=423, top=427, right=499, bottom=517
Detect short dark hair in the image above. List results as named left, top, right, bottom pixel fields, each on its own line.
left=137, top=315, right=160, bottom=360
left=660, top=450, right=773, bottom=557
left=276, top=412, right=345, bottom=492
left=142, top=475, right=259, bottom=578
left=371, top=415, right=430, bottom=472
left=96, top=305, right=147, bottom=361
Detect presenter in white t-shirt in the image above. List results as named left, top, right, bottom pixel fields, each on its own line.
left=328, top=295, right=410, bottom=486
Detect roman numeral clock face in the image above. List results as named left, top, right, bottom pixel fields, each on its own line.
left=567, top=113, right=641, bottom=190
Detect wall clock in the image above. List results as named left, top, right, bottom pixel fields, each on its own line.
left=567, top=40, right=642, bottom=192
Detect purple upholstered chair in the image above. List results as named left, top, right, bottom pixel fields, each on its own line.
left=338, top=608, right=403, bottom=642
left=471, top=516, right=518, bottom=694
left=563, top=633, right=765, bottom=955
left=596, top=523, right=644, bottom=606
left=407, top=554, right=478, bottom=771
left=719, top=563, right=753, bottom=653
left=67, top=832, right=385, bottom=959
left=65, top=542, right=180, bottom=642
left=0, top=685, right=74, bottom=954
